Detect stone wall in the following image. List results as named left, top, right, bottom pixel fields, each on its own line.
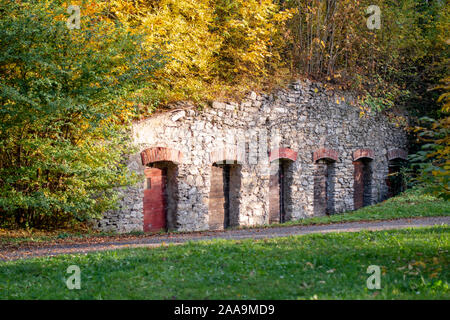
left=95, top=79, right=408, bottom=233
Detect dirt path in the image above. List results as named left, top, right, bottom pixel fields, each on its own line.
left=1, top=216, right=449, bottom=261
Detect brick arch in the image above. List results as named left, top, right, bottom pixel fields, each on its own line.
left=353, top=149, right=374, bottom=161
left=210, top=146, right=244, bottom=164
left=313, top=148, right=339, bottom=162
left=387, top=148, right=408, bottom=161
left=269, top=148, right=298, bottom=162
left=140, top=147, right=183, bottom=165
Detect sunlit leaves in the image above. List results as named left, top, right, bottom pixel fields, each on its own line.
left=107, top=0, right=294, bottom=109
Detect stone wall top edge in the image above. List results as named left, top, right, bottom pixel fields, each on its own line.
left=130, top=79, right=394, bottom=124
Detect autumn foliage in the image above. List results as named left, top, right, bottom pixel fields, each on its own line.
left=0, top=0, right=163, bottom=228
left=106, top=0, right=295, bottom=109
left=104, top=0, right=448, bottom=117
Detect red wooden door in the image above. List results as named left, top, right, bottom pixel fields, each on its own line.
left=143, top=167, right=166, bottom=232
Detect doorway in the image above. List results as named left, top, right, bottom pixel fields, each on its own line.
left=269, top=159, right=293, bottom=223
left=143, top=162, right=178, bottom=232
left=387, top=159, right=406, bottom=198
left=313, top=159, right=336, bottom=216
left=353, top=158, right=373, bottom=210
left=209, top=163, right=241, bottom=230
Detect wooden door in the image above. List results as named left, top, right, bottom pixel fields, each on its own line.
left=279, top=164, right=286, bottom=223
left=223, top=166, right=231, bottom=228
left=209, top=165, right=226, bottom=230
left=209, top=165, right=233, bottom=229
left=269, top=166, right=281, bottom=224
left=143, top=167, right=166, bottom=232
left=353, top=161, right=364, bottom=210
left=313, top=163, right=328, bottom=216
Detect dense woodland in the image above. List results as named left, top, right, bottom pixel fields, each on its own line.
left=0, top=0, right=448, bottom=229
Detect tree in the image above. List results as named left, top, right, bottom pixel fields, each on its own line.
left=108, top=0, right=294, bottom=109
left=410, top=77, right=450, bottom=200
left=0, top=0, right=164, bottom=228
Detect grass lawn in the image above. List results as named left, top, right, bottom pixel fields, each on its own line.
left=264, top=187, right=450, bottom=229
left=1, top=187, right=449, bottom=247
left=0, top=226, right=448, bottom=299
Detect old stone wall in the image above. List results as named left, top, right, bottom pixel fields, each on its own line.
left=95, top=79, right=408, bottom=233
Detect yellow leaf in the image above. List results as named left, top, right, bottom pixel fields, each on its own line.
left=430, top=273, right=438, bottom=278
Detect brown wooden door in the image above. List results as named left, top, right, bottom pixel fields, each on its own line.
left=143, top=167, right=166, bottom=232
left=269, top=163, right=289, bottom=223
left=313, top=163, right=328, bottom=216
left=209, top=165, right=228, bottom=230
left=279, top=164, right=286, bottom=223
left=353, top=161, right=364, bottom=210
left=269, top=166, right=280, bottom=224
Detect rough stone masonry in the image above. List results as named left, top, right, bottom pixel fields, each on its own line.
left=95, top=79, right=408, bottom=233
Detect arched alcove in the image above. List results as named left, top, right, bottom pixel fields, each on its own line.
left=353, top=149, right=374, bottom=210
left=386, top=148, right=408, bottom=197
left=141, top=147, right=183, bottom=232
left=208, top=147, right=242, bottom=230
left=269, top=148, right=297, bottom=223
left=312, top=148, right=338, bottom=216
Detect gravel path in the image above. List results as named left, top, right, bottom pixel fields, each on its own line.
left=1, top=216, right=449, bottom=261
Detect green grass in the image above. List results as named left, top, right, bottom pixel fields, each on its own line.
left=1, top=226, right=448, bottom=299
left=262, top=187, right=449, bottom=229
